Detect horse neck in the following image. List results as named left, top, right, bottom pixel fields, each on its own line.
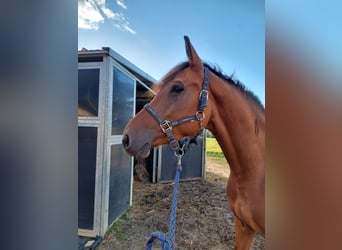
left=206, top=73, right=265, bottom=178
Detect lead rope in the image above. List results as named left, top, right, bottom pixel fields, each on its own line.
left=144, top=66, right=210, bottom=250
left=145, top=150, right=183, bottom=250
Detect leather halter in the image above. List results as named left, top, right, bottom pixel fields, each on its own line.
left=144, top=66, right=210, bottom=155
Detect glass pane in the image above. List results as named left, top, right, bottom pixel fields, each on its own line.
left=108, top=145, right=132, bottom=224
left=112, top=67, right=134, bottom=135
left=78, top=69, right=99, bottom=117
left=78, top=127, right=97, bottom=229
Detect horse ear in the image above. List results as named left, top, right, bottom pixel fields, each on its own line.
left=184, top=36, right=202, bottom=70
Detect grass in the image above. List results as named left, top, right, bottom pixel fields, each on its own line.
left=206, top=138, right=227, bottom=163
left=106, top=211, right=131, bottom=241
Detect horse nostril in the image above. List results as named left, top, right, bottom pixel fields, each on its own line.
left=122, top=134, right=130, bottom=149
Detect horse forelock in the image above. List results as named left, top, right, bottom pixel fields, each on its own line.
left=151, top=62, right=189, bottom=93
left=159, top=62, right=190, bottom=86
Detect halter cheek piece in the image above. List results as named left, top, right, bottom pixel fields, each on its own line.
left=144, top=66, right=210, bottom=156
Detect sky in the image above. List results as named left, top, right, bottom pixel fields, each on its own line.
left=266, top=1, right=342, bottom=84
left=78, top=0, right=265, bottom=105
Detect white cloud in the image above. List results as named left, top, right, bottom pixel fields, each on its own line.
left=116, top=0, right=128, bottom=10
left=112, top=12, right=125, bottom=22
left=114, top=22, right=136, bottom=35
left=78, top=0, right=104, bottom=30
left=96, top=0, right=116, bottom=19
left=78, top=0, right=136, bottom=34
left=122, top=23, right=136, bottom=34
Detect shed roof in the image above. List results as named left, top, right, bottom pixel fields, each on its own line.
left=78, top=47, right=156, bottom=108
left=78, top=47, right=156, bottom=86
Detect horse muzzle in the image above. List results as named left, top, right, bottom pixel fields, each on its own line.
left=122, top=130, right=153, bottom=158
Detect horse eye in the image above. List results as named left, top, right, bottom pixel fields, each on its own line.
left=171, top=84, right=184, bottom=93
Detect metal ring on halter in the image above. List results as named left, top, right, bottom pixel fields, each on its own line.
left=196, top=111, right=205, bottom=121
left=174, top=147, right=184, bottom=158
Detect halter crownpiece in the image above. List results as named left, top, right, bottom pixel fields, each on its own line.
left=144, top=66, right=210, bottom=154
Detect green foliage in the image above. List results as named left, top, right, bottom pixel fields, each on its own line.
left=107, top=220, right=122, bottom=234
left=106, top=211, right=131, bottom=241
left=117, top=233, right=127, bottom=241
left=206, top=138, right=226, bottom=163
left=206, top=130, right=214, bottom=138
left=123, top=211, right=130, bottom=220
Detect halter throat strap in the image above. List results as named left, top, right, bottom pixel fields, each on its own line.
left=144, top=66, right=210, bottom=153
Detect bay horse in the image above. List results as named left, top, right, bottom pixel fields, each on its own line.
left=122, top=36, right=265, bottom=250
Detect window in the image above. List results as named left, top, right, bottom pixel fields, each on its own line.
left=112, top=67, right=134, bottom=135
left=78, top=69, right=100, bottom=117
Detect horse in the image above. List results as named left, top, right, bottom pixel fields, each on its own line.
left=122, top=36, right=265, bottom=250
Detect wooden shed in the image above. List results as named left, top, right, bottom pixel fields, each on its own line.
left=77, top=47, right=206, bottom=237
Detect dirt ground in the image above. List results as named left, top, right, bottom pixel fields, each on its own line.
left=97, top=159, right=265, bottom=250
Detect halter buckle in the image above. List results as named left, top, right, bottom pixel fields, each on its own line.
left=169, top=139, right=180, bottom=151
left=160, top=120, right=172, bottom=133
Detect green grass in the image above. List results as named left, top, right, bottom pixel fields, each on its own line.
left=106, top=211, right=130, bottom=241
left=206, top=138, right=227, bottom=163
left=107, top=220, right=122, bottom=234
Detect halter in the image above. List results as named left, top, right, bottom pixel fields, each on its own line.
left=144, top=66, right=210, bottom=155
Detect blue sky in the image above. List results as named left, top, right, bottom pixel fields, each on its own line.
left=266, top=1, right=342, bottom=83
left=78, top=0, right=265, bottom=105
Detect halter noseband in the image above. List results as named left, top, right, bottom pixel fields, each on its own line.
left=144, top=66, right=210, bottom=155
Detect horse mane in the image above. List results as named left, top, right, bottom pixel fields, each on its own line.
left=203, top=62, right=265, bottom=112
left=159, top=61, right=264, bottom=112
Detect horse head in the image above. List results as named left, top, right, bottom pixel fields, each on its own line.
left=122, top=36, right=211, bottom=158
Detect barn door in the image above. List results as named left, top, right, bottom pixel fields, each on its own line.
left=107, top=65, right=136, bottom=225
left=78, top=64, right=104, bottom=232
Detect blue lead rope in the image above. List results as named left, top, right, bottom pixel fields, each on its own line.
left=146, top=156, right=182, bottom=250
